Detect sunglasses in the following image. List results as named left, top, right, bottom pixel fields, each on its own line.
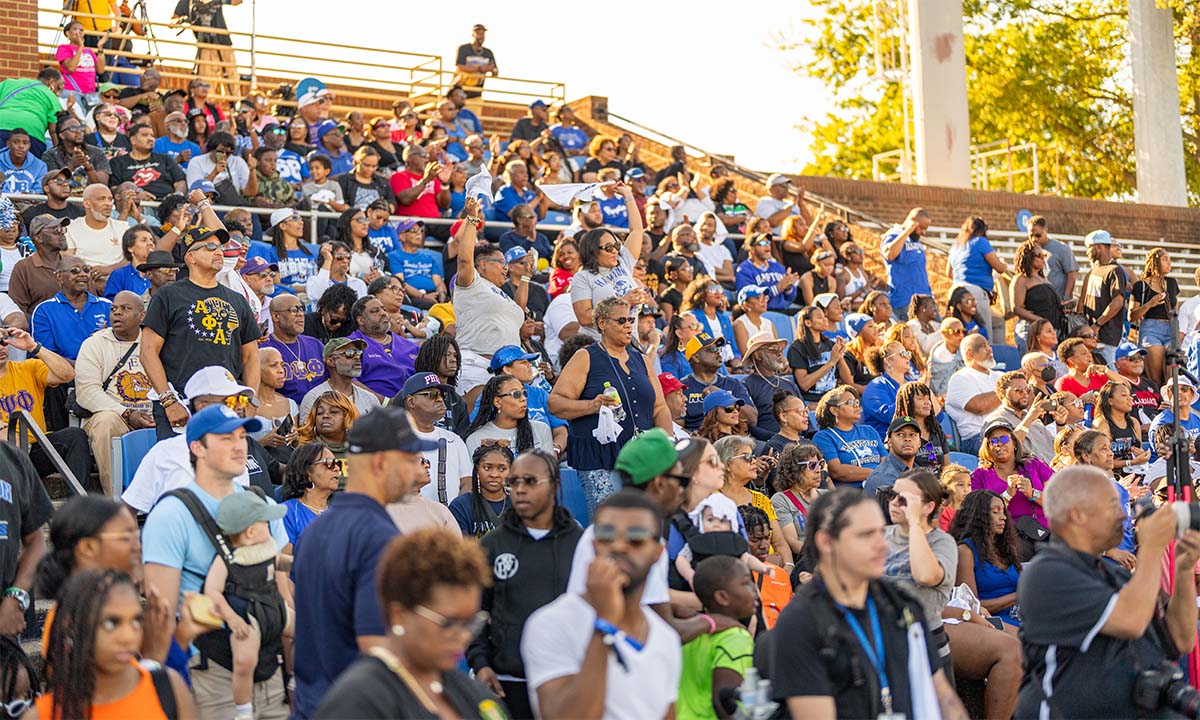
left=945, top=328, right=965, bottom=336
left=604, top=316, right=634, bottom=326
left=833, top=398, right=861, bottom=408
left=224, top=395, right=252, bottom=410
left=880, top=488, right=907, bottom=507
left=498, top=389, right=526, bottom=400
left=1078, top=332, right=1097, bottom=339
left=313, top=458, right=341, bottom=471
left=803, top=459, right=827, bottom=472
left=331, top=348, right=363, bottom=359
left=988, top=435, right=1013, bottom=446
left=420, top=457, right=431, bottom=468
left=59, top=265, right=91, bottom=275
left=0, top=698, right=35, bottom=718
left=593, top=523, right=658, bottom=547
left=504, top=474, right=548, bottom=489
left=268, top=127, right=287, bottom=135
left=188, top=241, right=222, bottom=253
left=352, top=216, right=369, bottom=224
left=599, top=242, right=620, bottom=253
left=413, top=605, right=489, bottom=636
left=413, top=389, right=444, bottom=401
left=753, top=240, right=771, bottom=247
left=887, top=350, right=913, bottom=360
left=663, top=472, right=692, bottom=488
left=731, top=452, right=754, bottom=462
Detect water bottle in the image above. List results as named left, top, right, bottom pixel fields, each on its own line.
left=602, top=382, right=626, bottom=422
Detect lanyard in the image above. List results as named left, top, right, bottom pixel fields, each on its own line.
left=836, top=596, right=893, bottom=714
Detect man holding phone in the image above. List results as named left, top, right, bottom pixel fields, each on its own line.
left=185, top=131, right=252, bottom=201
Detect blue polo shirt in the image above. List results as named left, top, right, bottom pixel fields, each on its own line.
left=349, top=330, right=418, bottom=398
left=493, top=184, right=539, bottom=220
left=103, top=263, right=150, bottom=300
left=152, top=137, right=203, bottom=168
left=881, top=226, right=932, bottom=313
left=680, top=373, right=753, bottom=431
left=30, top=292, right=111, bottom=361
left=291, top=491, right=398, bottom=720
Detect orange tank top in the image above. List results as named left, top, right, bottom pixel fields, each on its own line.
left=36, top=661, right=169, bottom=720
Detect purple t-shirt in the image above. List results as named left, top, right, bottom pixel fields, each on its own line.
left=262, top=334, right=327, bottom=404
left=970, top=456, right=1053, bottom=527
left=348, top=330, right=418, bottom=398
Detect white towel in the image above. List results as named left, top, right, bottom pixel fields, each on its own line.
left=465, top=167, right=494, bottom=201
left=592, top=405, right=621, bottom=444
left=906, top=607, right=942, bottom=720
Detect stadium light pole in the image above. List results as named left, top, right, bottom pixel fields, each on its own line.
left=249, top=0, right=257, bottom=90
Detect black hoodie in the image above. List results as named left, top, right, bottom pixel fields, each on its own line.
left=467, top=505, right=583, bottom=678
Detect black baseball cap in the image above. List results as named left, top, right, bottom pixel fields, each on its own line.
left=887, top=415, right=921, bottom=437
left=182, top=225, right=230, bottom=251
left=347, top=406, right=439, bottom=454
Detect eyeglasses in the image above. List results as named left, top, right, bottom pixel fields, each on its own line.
left=599, top=242, right=620, bottom=253
left=593, top=523, right=658, bottom=548
left=833, top=397, right=861, bottom=408
left=504, top=474, right=548, bottom=489
left=603, top=315, right=634, bottom=326
left=58, top=265, right=91, bottom=275
left=60, top=125, right=84, bottom=133
left=332, top=348, right=364, bottom=359
left=413, top=605, right=490, bottom=636
left=803, top=459, right=827, bottom=472
left=188, top=241, right=222, bottom=253
left=313, top=458, right=341, bottom=471
left=731, top=452, right=754, bottom=462
left=224, top=395, right=252, bottom=410
left=275, top=305, right=305, bottom=315
left=352, top=216, right=369, bottom=224
left=498, top=389, right=526, bottom=400
left=1077, top=332, right=1097, bottom=339
left=988, top=435, right=1013, bottom=446
left=478, top=256, right=506, bottom=265
left=413, top=389, right=443, bottom=401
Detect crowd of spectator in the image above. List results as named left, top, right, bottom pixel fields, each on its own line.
left=2, top=16, right=1200, bottom=720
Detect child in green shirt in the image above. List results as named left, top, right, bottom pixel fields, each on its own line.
left=677, top=555, right=759, bottom=720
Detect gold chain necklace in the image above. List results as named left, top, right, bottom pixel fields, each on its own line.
left=368, top=646, right=442, bottom=714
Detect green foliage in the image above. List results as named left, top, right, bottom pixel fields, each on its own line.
left=789, top=0, right=1200, bottom=203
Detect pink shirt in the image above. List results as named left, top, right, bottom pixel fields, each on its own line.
left=971, top=456, right=1053, bottom=528
left=55, top=45, right=99, bottom=94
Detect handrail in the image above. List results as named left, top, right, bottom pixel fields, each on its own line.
left=7, top=410, right=86, bottom=497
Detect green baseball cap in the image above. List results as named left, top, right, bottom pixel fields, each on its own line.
left=216, top=491, right=286, bottom=536
left=614, top=428, right=679, bottom=486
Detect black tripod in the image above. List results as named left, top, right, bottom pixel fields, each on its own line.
left=1163, top=306, right=1198, bottom=501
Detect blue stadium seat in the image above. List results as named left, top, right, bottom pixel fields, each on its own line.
left=762, top=311, right=795, bottom=344
left=558, top=467, right=590, bottom=528
left=939, top=411, right=961, bottom=452
left=992, top=344, right=1022, bottom=372
left=543, top=211, right=571, bottom=226
left=948, top=451, right=979, bottom=471
left=111, top=428, right=157, bottom=500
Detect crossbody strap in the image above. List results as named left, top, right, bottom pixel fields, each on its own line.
left=147, top=666, right=178, bottom=720
left=101, top=343, right=139, bottom=393
left=160, top=489, right=236, bottom=566
left=437, top=438, right=447, bottom=504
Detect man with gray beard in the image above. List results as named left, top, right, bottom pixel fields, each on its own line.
left=741, top=331, right=802, bottom=440
left=298, top=337, right=381, bottom=419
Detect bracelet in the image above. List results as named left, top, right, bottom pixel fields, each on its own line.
left=464, top=216, right=482, bottom=228
left=159, top=392, right=178, bottom=408
left=29, top=343, right=42, bottom=356
left=697, top=613, right=717, bottom=634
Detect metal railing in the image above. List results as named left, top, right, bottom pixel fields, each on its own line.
left=874, top=140, right=1052, bottom=195
left=8, top=410, right=86, bottom=497
left=37, top=6, right=566, bottom=118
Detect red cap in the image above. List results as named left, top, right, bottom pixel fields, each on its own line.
left=658, top=372, right=685, bottom=395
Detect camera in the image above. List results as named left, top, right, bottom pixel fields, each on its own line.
left=1135, top=494, right=1200, bottom=536
left=1133, top=661, right=1200, bottom=718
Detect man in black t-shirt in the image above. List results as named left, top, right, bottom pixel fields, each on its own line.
left=141, top=210, right=261, bottom=438
left=1079, top=230, right=1128, bottom=365
left=20, top=169, right=84, bottom=227
left=108, top=123, right=186, bottom=200
left=454, top=24, right=498, bottom=98
left=1016, top=465, right=1200, bottom=719
left=0, top=441, right=53, bottom=637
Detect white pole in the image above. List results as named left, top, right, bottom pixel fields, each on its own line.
left=250, top=0, right=257, bottom=90
left=1129, top=0, right=1187, bottom=206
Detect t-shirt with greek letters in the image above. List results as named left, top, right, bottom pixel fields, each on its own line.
left=142, top=279, right=261, bottom=390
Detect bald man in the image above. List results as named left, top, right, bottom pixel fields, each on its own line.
left=65, top=183, right=127, bottom=272
left=1015, top=465, right=1200, bottom=718
left=261, top=294, right=327, bottom=403
left=945, top=333, right=1002, bottom=453
left=75, top=290, right=153, bottom=494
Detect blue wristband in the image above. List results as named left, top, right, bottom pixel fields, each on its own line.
left=594, top=617, right=618, bottom=637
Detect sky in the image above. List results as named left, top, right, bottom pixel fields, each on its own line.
left=44, top=0, right=828, bottom=171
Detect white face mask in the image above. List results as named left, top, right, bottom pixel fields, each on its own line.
left=221, top=254, right=238, bottom=273
left=978, top=358, right=996, bottom=371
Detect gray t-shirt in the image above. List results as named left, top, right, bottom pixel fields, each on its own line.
left=771, top=490, right=818, bottom=546
left=884, top=524, right=957, bottom=628
left=298, top=380, right=382, bottom=421
left=569, top=247, right=637, bottom=337
left=454, top=274, right=525, bottom=354
left=465, top=419, right=554, bottom=456
left=1042, top=238, right=1079, bottom=301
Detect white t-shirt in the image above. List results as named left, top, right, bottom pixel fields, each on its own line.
left=570, top=247, right=637, bottom=338
left=298, top=381, right=382, bottom=420
left=0, top=246, right=23, bottom=291
left=454, top=274, right=525, bottom=354
left=754, top=195, right=799, bottom=235
left=465, top=420, right=554, bottom=457
left=566, top=524, right=670, bottom=605
left=946, top=366, right=1002, bottom=440
left=122, top=435, right=250, bottom=512
left=522, top=593, right=681, bottom=720
left=415, top=426, right=470, bottom=504
left=908, top=319, right=941, bottom=357
left=543, top=293, right=577, bottom=370
left=695, top=241, right=732, bottom=278
left=66, top=216, right=125, bottom=266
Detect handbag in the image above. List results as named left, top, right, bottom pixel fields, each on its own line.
left=69, top=343, right=138, bottom=419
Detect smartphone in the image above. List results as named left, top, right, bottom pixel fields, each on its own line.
left=187, top=594, right=225, bottom=629
left=277, top=415, right=294, bottom=436
left=986, top=617, right=1005, bottom=631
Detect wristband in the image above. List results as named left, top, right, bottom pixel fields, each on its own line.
left=697, top=613, right=717, bottom=634
left=29, top=343, right=43, bottom=357
left=594, top=617, right=619, bottom=638
left=4, top=587, right=29, bottom=613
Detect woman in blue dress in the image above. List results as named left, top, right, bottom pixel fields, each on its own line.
left=280, top=442, right=342, bottom=546
left=949, top=489, right=1023, bottom=629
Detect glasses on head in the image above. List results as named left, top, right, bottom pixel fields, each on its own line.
left=313, top=458, right=341, bottom=471
left=224, top=395, right=252, bottom=410
left=188, top=241, right=222, bottom=253
left=988, top=435, right=1013, bottom=446
left=504, top=474, right=547, bottom=490
left=593, top=523, right=657, bottom=547
left=413, top=605, right=490, bottom=636
left=814, top=251, right=835, bottom=262
left=498, top=388, right=527, bottom=400
left=480, top=438, right=511, bottom=448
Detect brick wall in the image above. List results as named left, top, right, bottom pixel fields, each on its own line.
left=797, top=175, right=1200, bottom=243
left=1, top=0, right=41, bottom=79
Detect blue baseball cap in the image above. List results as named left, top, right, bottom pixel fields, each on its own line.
left=399, top=371, right=455, bottom=400
left=1084, top=230, right=1112, bottom=247
left=529, top=99, right=547, bottom=110
left=504, top=246, right=529, bottom=264
left=186, top=404, right=263, bottom=444
left=1115, top=342, right=1147, bottom=361
left=189, top=179, right=216, bottom=195
left=490, top=345, right=540, bottom=373
left=624, top=167, right=646, bottom=182
left=737, top=285, right=768, bottom=305
left=702, top=390, right=744, bottom=415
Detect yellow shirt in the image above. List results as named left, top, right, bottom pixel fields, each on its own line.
left=0, top=360, right=50, bottom=436
left=70, top=0, right=115, bottom=32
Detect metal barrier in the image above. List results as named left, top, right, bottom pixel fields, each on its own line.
left=38, top=6, right=566, bottom=119
left=7, top=410, right=86, bottom=497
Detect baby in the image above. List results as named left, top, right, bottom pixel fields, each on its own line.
left=205, top=492, right=293, bottom=720
left=675, top=493, right=771, bottom=585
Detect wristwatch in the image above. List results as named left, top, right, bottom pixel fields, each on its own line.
left=4, top=587, right=30, bottom=613
left=961, top=609, right=972, bottom=623
left=1031, top=489, right=1043, bottom=503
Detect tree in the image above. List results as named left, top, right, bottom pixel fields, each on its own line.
left=782, top=0, right=1200, bottom=203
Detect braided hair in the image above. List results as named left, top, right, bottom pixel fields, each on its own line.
left=0, top=635, right=37, bottom=712
left=469, top=444, right=513, bottom=538
left=44, top=570, right=139, bottom=720
left=36, top=495, right=126, bottom=601
left=414, top=335, right=462, bottom=386
left=469, top=374, right=535, bottom=453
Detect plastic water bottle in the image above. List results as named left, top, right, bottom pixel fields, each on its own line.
left=602, top=382, right=626, bottom=422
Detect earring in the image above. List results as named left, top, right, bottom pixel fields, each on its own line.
left=307, top=481, right=315, bottom=490
left=391, top=624, right=406, bottom=636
